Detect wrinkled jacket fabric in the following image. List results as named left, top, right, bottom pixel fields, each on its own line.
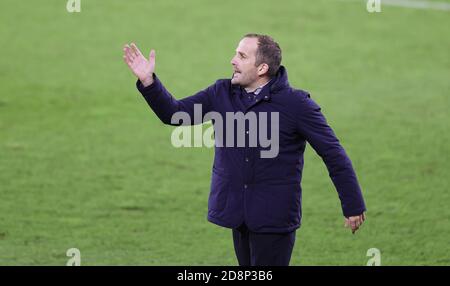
left=136, top=66, right=366, bottom=233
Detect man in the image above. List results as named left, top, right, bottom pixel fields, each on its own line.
left=123, top=34, right=366, bottom=266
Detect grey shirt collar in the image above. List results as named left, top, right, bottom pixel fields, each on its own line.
left=244, top=79, right=271, bottom=95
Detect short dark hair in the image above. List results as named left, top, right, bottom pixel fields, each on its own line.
left=244, top=33, right=282, bottom=77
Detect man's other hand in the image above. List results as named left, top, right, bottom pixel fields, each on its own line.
left=123, top=43, right=155, bottom=87
left=344, top=213, right=366, bottom=234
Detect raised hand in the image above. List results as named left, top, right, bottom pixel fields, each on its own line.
left=123, top=43, right=155, bottom=87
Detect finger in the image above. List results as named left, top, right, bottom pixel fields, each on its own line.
left=123, top=55, right=132, bottom=67
left=352, top=223, right=359, bottom=234
left=355, top=218, right=361, bottom=228
left=124, top=47, right=135, bottom=63
left=350, top=220, right=357, bottom=232
left=131, top=43, right=144, bottom=57
left=123, top=46, right=130, bottom=59
left=125, top=51, right=134, bottom=64
left=124, top=45, right=135, bottom=61
left=130, top=43, right=141, bottom=58
left=130, top=43, right=138, bottom=57
left=344, top=218, right=349, bottom=228
left=149, top=49, right=155, bottom=65
left=123, top=44, right=131, bottom=55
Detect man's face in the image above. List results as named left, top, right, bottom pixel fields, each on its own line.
left=230, top=37, right=260, bottom=87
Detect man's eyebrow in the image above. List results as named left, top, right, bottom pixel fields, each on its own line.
left=235, top=50, right=247, bottom=57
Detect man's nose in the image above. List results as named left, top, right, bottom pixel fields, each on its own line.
left=230, top=56, right=237, bottom=66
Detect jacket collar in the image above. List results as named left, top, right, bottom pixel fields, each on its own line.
left=232, top=65, right=290, bottom=101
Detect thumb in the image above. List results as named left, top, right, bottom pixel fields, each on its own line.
left=149, top=49, right=156, bottom=62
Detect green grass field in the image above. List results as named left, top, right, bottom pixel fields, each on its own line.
left=0, top=0, right=449, bottom=265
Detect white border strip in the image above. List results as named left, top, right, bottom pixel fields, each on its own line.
left=382, top=0, right=450, bottom=11
left=341, top=0, right=450, bottom=11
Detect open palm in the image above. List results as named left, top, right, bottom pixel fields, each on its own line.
left=123, top=43, right=155, bottom=86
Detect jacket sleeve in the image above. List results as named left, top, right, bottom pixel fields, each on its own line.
left=136, top=74, right=214, bottom=126
left=296, top=93, right=366, bottom=217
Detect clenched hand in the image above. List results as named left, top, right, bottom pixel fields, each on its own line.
left=344, top=213, right=366, bottom=234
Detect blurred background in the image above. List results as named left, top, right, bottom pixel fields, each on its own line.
left=0, top=0, right=448, bottom=265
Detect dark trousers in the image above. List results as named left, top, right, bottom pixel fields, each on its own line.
left=232, top=223, right=296, bottom=266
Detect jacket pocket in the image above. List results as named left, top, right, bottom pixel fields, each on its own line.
left=208, top=168, right=230, bottom=212
left=246, top=184, right=301, bottom=230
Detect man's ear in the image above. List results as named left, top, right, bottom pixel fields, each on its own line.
left=257, top=63, right=269, bottom=76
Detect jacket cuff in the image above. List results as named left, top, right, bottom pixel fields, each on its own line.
left=135, top=73, right=162, bottom=96
left=343, top=206, right=367, bottom=218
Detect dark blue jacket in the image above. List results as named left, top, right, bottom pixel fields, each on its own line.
left=136, top=66, right=366, bottom=233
